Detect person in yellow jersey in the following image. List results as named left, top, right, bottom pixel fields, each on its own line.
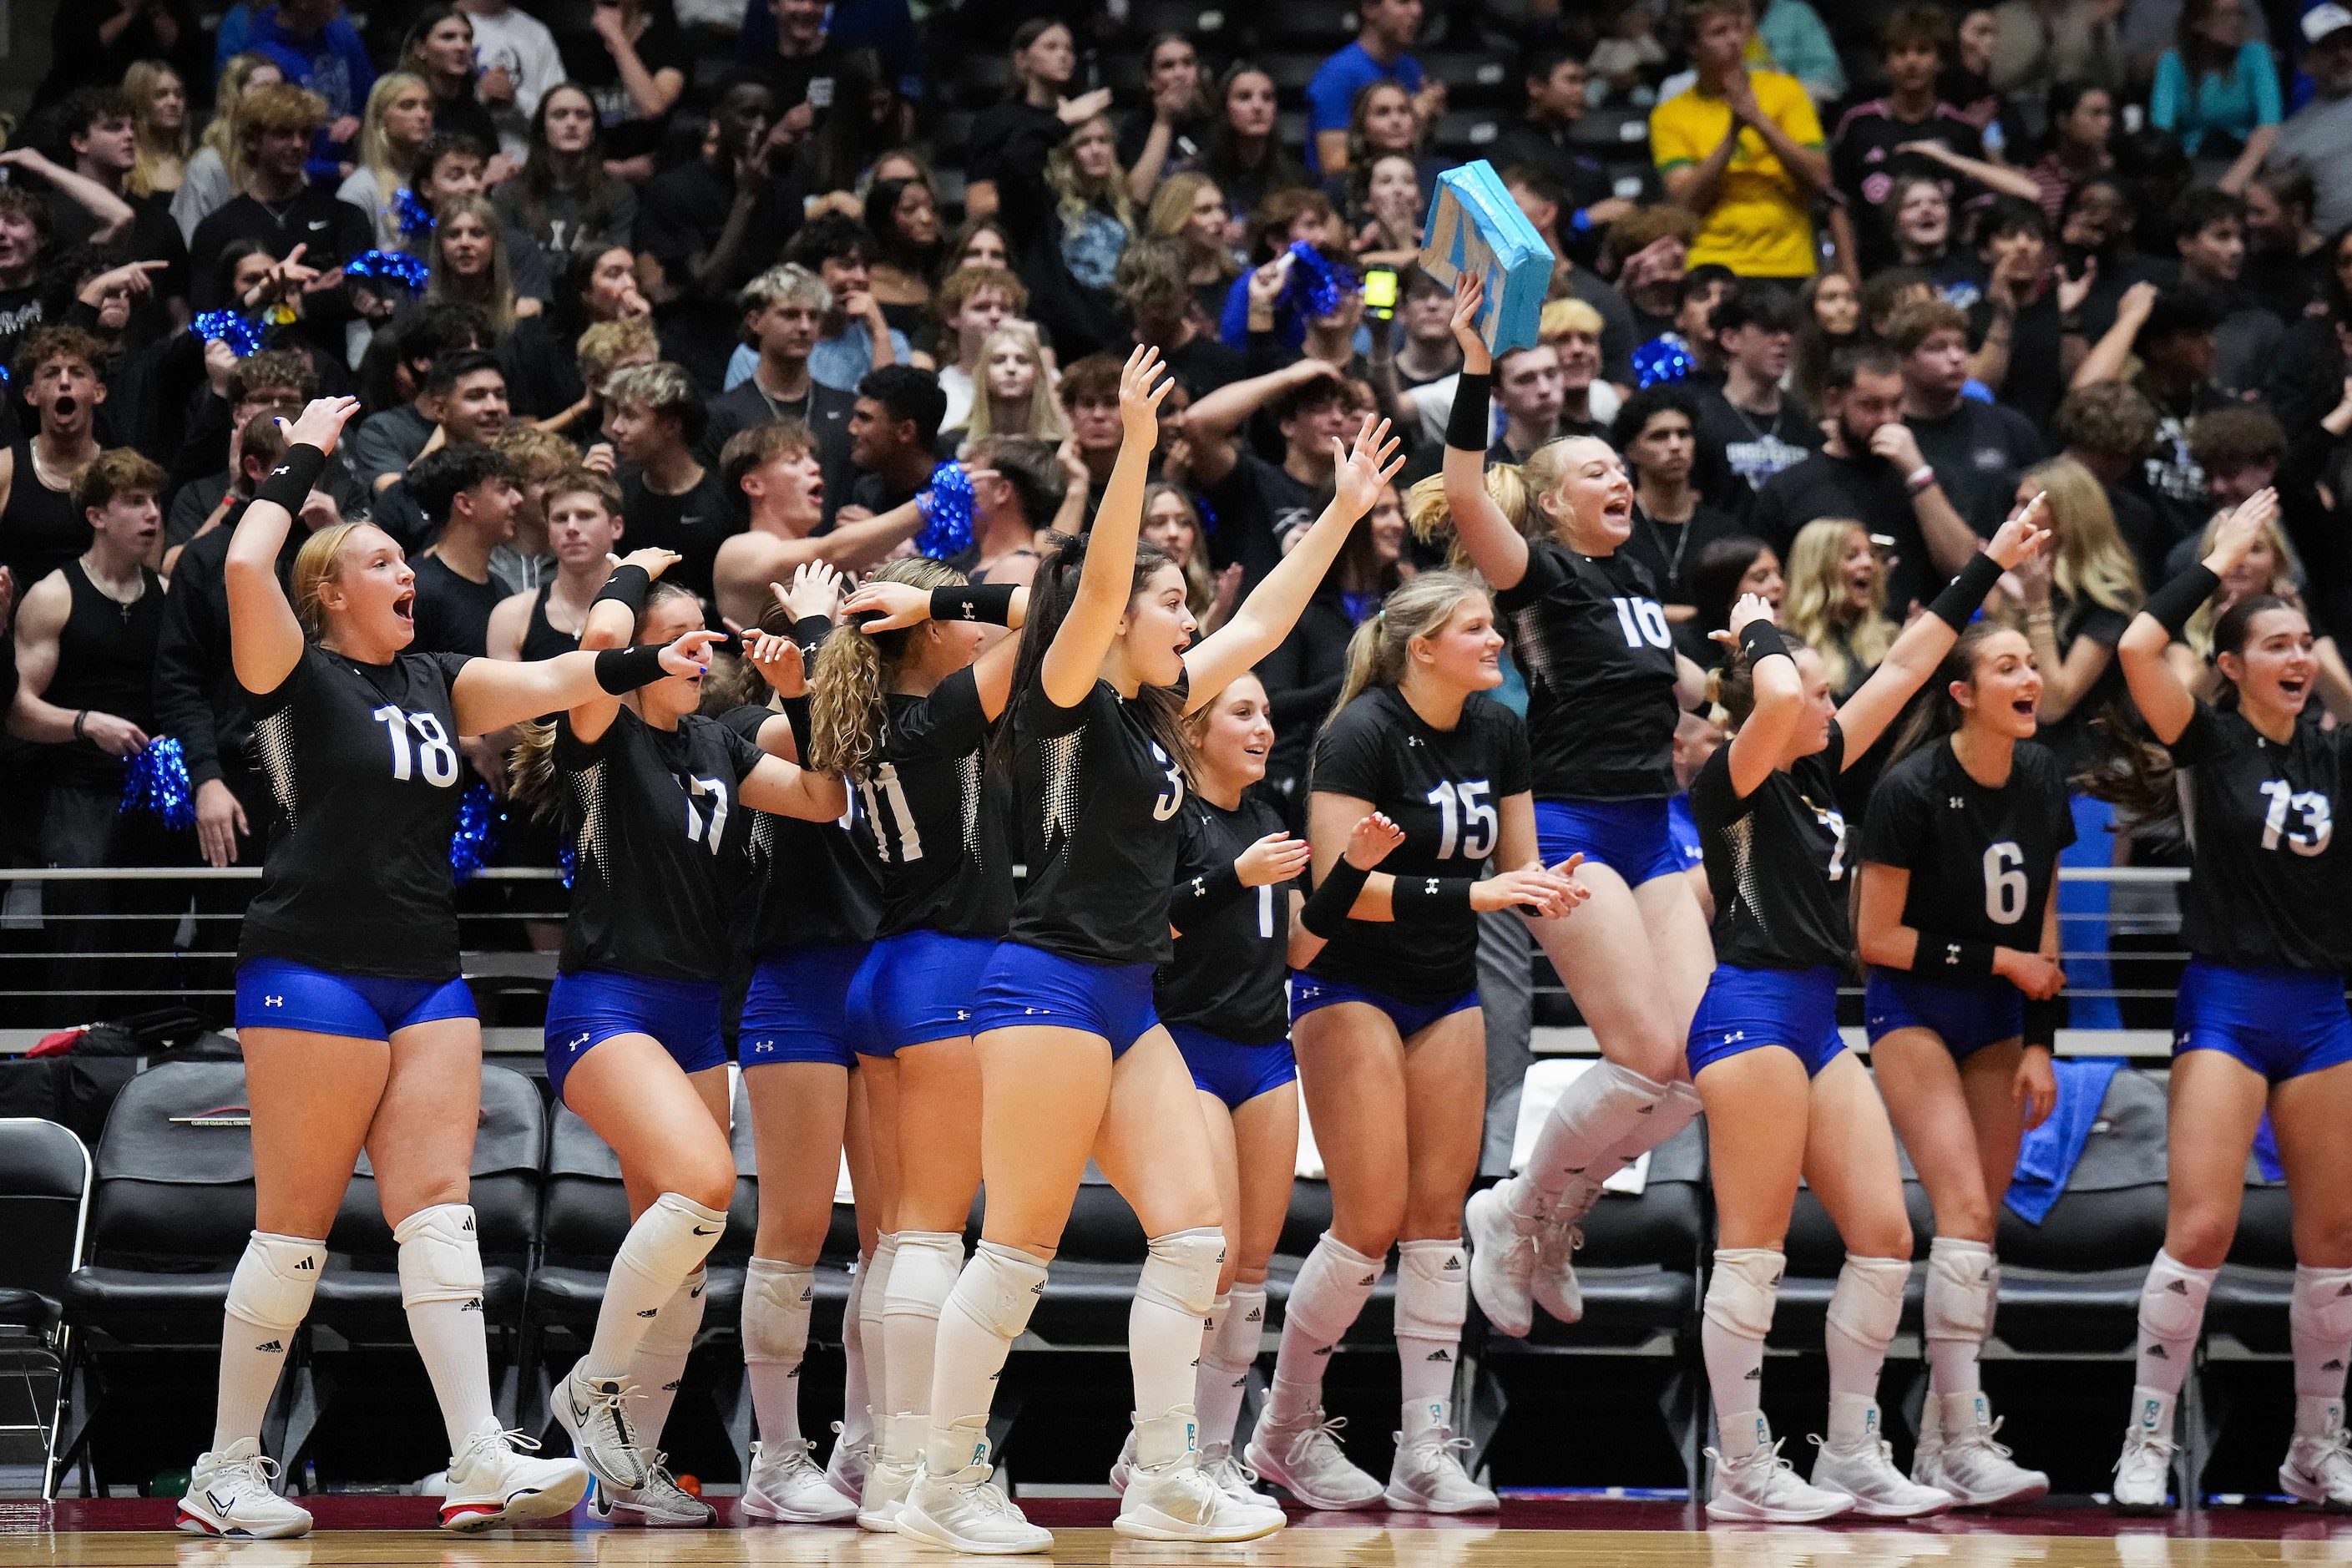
left=1650, top=0, right=1832, bottom=282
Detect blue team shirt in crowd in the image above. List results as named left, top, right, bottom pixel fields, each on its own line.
left=1303, top=43, right=1424, bottom=176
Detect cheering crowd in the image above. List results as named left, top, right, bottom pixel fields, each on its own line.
left=4, top=0, right=2352, bottom=1542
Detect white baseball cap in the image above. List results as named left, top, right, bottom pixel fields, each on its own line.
left=2304, top=3, right=2352, bottom=44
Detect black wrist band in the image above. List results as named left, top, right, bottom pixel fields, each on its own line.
left=1390, top=874, right=1476, bottom=925
left=252, top=443, right=326, bottom=515
left=593, top=645, right=670, bottom=694
left=2147, top=564, right=2223, bottom=637
left=592, top=564, right=651, bottom=617
left=1737, top=620, right=1790, bottom=668
left=792, top=615, right=832, bottom=656
left=1179, top=862, right=1250, bottom=922
left=1299, top=857, right=1373, bottom=938
left=779, top=691, right=813, bottom=757
left=1918, top=933, right=1997, bottom=982
left=2023, top=994, right=2066, bottom=1050
left=1446, top=372, right=1494, bottom=453
left=1929, top=552, right=2006, bottom=633
left=932, top=584, right=1019, bottom=625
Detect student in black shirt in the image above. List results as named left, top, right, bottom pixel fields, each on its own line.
left=601, top=362, right=732, bottom=604
left=1889, top=299, right=2041, bottom=539
left=400, top=8, right=506, bottom=171
left=1685, top=502, right=2043, bottom=1523
left=185, top=395, right=701, bottom=1541
left=1854, top=619, right=2070, bottom=1509
left=1116, top=237, right=1245, bottom=405
left=701, top=263, right=857, bottom=525
left=558, top=0, right=689, bottom=175
left=406, top=444, right=520, bottom=660
left=1690, top=285, right=1819, bottom=508
left=2106, top=493, right=2352, bottom=1513
left=1613, top=386, right=1743, bottom=610
left=1258, top=574, right=1575, bottom=1513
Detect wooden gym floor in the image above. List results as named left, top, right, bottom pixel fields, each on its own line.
left=2, top=1500, right=2349, bottom=1565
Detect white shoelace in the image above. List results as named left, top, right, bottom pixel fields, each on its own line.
left=1707, top=1438, right=1808, bottom=1500
left=220, top=1449, right=282, bottom=1498
left=458, top=1427, right=544, bottom=1468
left=1408, top=1429, right=1479, bottom=1484
left=1285, top=1412, right=1356, bottom=1467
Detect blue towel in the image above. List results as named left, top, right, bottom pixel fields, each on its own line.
left=2006, top=1056, right=2124, bottom=1223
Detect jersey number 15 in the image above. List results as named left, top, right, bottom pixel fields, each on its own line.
left=1425, top=779, right=1496, bottom=860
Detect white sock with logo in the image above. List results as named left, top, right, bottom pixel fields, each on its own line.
left=582, top=1192, right=726, bottom=1381
left=626, top=1267, right=708, bottom=1452
left=742, top=1257, right=814, bottom=1448
left=1395, top=1240, right=1466, bottom=1441
left=1196, top=1283, right=1264, bottom=1450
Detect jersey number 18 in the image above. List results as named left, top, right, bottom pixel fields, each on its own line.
left=370, top=705, right=459, bottom=787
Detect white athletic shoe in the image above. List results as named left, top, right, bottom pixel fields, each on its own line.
left=821, top=1420, right=868, bottom=1505
left=1808, top=1433, right=1954, bottom=1519
left=438, top=1420, right=590, bottom=1530
left=176, top=1439, right=314, bottom=1540
left=1920, top=1393, right=2049, bottom=1508
left=1108, top=1429, right=1136, bottom=1494
left=553, top=1365, right=650, bottom=1492
left=1530, top=1204, right=1589, bottom=1326
left=1704, top=1423, right=1851, bottom=1525
left=741, top=1439, right=859, bottom=1523
left=1385, top=1424, right=1500, bottom=1513
left=2281, top=1409, right=2352, bottom=1510
left=898, top=1457, right=1054, bottom=1555
left=2111, top=1425, right=2177, bottom=1512
left=1464, top=1186, right=1539, bottom=1338
left=1245, top=1409, right=1387, bottom=1510
left=857, top=1455, right=917, bottom=1531
left=1115, top=1451, right=1287, bottom=1542
left=588, top=1453, right=715, bottom=1527
left=1201, top=1440, right=1271, bottom=1504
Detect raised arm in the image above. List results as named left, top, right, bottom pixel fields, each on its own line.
left=1897, top=138, right=2041, bottom=201
left=225, top=397, right=362, bottom=695
left=1039, top=346, right=1173, bottom=708
left=1181, top=353, right=1340, bottom=491
left=839, top=577, right=1035, bottom=720
left=2071, top=281, right=2157, bottom=391
left=1181, top=416, right=1403, bottom=710
left=2119, top=488, right=2276, bottom=745
left=1438, top=274, right=1530, bottom=590
left=1721, top=595, right=1807, bottom=797
left=451, top=630, right=721, bottom=736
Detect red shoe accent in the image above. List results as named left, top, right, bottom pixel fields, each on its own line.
left=175, top=1507, right=220, bottom=1535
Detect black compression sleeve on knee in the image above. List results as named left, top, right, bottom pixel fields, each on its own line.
left=2146, top=564, right=2223, bottom=638
left=251, top=443, right=326, bottom=515
left=1446, top=372, right=1494, bottom=453
left=592, top=645, right=669, bottom=695
left=1389, top=875, right=1477, bottom=925
left=1298, top=857, right=1373, bottom=938
left=1928, top=552, right=2006, bottom=633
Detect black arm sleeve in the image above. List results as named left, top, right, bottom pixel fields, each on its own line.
left=1173, top=862, right=1251, bottom=928
left=1298, top=856, right=1373, bottom=938
left=2147, top=564, right=2223, bottom=637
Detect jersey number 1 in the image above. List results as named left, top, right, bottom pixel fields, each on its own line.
left=371, top=705, right=459, bottom=787
left=860, top=763, right=923, bottom=862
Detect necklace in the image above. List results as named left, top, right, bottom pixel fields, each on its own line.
left=79, top=554, right=144, bottom=620
left=30, top=442, right=89, bottom=494
left=1637, top=500, right=1696, bottom=589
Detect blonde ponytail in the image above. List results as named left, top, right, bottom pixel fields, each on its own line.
left=807, top=557, right=966, bottom=781
left=1318, top=571, right=1490, bottom=741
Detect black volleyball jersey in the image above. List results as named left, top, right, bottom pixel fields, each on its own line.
left=864, top=666, right=1014, bottom=939
left=1009, top=675, right=1191, bottom=967
left=1692, top=721, right=1853, bottom=970
left=555, top=706, right=765, bottom=980
left=1305, top=685, right=1534, bottom=1004
left=239, top=645, right=478, bottom=979
left=1494, top=540, right=1681, bottom=801
left=2171, top=702, right=2352, bottom=971
left=1861, top=738, right=2076, bottom=961
left=1159, top=790, right=1293, bottom=1043
left=724, top=704, right=882, bottom=952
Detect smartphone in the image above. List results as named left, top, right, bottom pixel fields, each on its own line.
left=1363, top=266, right=1399, bottom=321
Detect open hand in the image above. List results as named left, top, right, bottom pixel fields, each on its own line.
left=1118, top=343, right=1176, bottom=444
left=1711, top=591, right=1778, bottom=646
left=1237, top=832, right=1315, bottom=886
left=610, top=547, right=682, bottom=579
left=741, top=630, right=807, bottom=695
left=2015, top=1043, right=2059, bottom=1130
left=781, top=560, right=844, bottom=623
left=2204, top=487, right=2279, bottom=577
left=1343, top=811, right=1407, bottom=869
left=279, top=396, right=364, bottom=458
left=1333, top=414, right=1406, bottom=519
left=1448, top=271, right=1490, bottom=371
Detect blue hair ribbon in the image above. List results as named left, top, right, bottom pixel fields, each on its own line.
left=914, top=460, right=974, bottom=559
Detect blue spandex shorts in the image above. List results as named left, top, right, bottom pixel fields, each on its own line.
left=2173, top=959, right=2352, bottom=1083
left=1687, top=963, right=1845, bottom=1078
left=969, top=942, right=1161, bottom=1056
left=544, top=969, right=727, bottom=1101
left=847, top=930, right=1000, bottom=1058
left=1535, top=797, right=1685, bottom=887
left=1169, top=1023, right=1298, bottom=1108
left=741, top=943, right=870, bottom=1068
left=1290, top=974, right=1479, bottom=1038
left=235, top=958, right=476, bottom=1041
left=1864, top=969, right=2024, bottom=1059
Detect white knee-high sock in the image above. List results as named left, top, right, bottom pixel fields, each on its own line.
left=2291, top=1264, right=2352, bottom=1435
left=2132, top=1248, right=2216, bottom=1442
left=1510, top=1060, right=1669, bottom=1216
left=884, top=1231, right=964, bottom=1459
left=838, top=1252, right=873, bottom=1455
left=1395, top=1239, right=1467, bottom=1440
left=214, top=1232, right=325, bottom=1453
left=1924, top=1237, right=1996, bottom=1399
left=1196, top=1283, right=1264, bottom=1451
left=584, top=1193, right=727, bottom=1381
left=394, top=1204, right=496, bottom=1454
left=742, top=1257, right=814, bottom=1448
left=627, top=1267, right=707, bottom=1450
left=860, top=1234, right=898, bottom=1434
left=1824, top=1255, right=1909, bottom=1445
left=924, top=1242, right=1049, bottom=1474
left=1703, top=1248, right=1781, bottom=1462
left=1131, top=1229, right=1222, bottom=1426
left=1266, top=1233, right=1383, bottom=1427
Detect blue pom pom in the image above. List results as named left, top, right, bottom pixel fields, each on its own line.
left=194, top=311, right=267, bottom=358
left=394, top=188, right=437, bottom=240
left=346, top=248, right=430, bottom=291
left=1631, top=333, right=1696, bottom=389
left=119, top=738, right=197, bottom=832
left=448, top=782, right=501, bottom=882
left=914, top=460, right=974, bottom=559
left=1281, top=240, right=1356, bottom=319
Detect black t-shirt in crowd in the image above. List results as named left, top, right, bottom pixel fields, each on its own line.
left=1906, top=397, right=2042, bottom=539
left=726, top=702, right=882, bottom=951
left=2038, top=588, right=2133, bottom=771
left=1158, top=331, right=1246, bottom=405
left=1621, top=500, right=1745, bottom=607
left=555, top=705, right=765, bottom=980
left=1306, top=685, right=1533, bottom=1005
left=703, top=375, right=857, bottom=527
left=238, top=645, right=478, bottom=979
left=1206, top=452, right=1320, bottom=591
left=618, top=464, right=736, bottom=602
left=1828, top=99, right=1989, bottom=276
left=1008, top=675, right=1191, bottom=968
left=559, top=15, right=692, bottom=162
left=408, top=554, right=506, bottom=657
left=1749, top=448, right=1935, bottom=611
left=1494, top=539, right=1681, bottom=801
left=862, top=665, right=1014, bottom=940
left=1690, top=387, right=1822, bottom=509
left=188, top=190, right=372, bottom=309
left=2171, top=701, right=2352, bottom=971
left=1859, top=736, right=2075, bottom=969
left=726, top=43, right=844, bottom=131
left=1159, top=788, right=1293, bottom=1043
left=1692, top=719, right=1852, bottom=970
left=635, top=156, right=805, bottom=382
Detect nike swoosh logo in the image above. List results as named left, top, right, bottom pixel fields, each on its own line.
left=692, top=1226, right=718, bottom=1235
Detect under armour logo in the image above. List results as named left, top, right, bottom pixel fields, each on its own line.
left=1191, top=877, right=1206, bottom=897
left=569, top=1033, right=590, bottom=1052
left=753, top=1041, right=775, bottom=1053
left=1722, top=1030, right=1746, bottom=1045
left=1407, top=736, right=1424, bottom=746
left=1949, top=796, right=1965, bottom=809
left=1423, top=878, right=1440, bottom=894
left=1945, top=943, right=1962, bottom=965
left=265, top=995, right=284, bottom=1007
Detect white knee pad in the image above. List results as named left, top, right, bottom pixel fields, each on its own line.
left=862, top=1234, right=900, bottom=1328
left=741, top=1257, right=815, bottom=1364
left=1924, top=1237, right=1996, bottom=1343
left=393, top=1204, right=484, bottom=1309
left=943, top=1242, right=1050, bottom=1344
left=1827, top=1256, right=1911, bottom=1353
left=1137, top=1228, right=1225, bottom=1320
left=886, top=1231, right=966, bottom=1323
left=1703, top=1248, right=1784, bottom=1343
left=616, top=1192, right=729, bottom=1291
left=226, top=1231, right=326, bottom=1333
left=2293, top=1265, right=2352, bottom=1340
left=2141, top=1250, right=2218, bottom=1340
left=1395, top=1240, right=1468, bottom=1339
left=640, top=1268, right=709, bottom=1357
left=1288, top=1233, right=1384, bottom=1344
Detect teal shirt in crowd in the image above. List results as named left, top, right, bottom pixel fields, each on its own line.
left=2151, top=39, right=2281, bottom=153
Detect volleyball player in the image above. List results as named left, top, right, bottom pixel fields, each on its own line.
left=1687, top=503, right=2046, bottom=1524
left=2107, top=490, right=2352, bottom=1512
left=1439, top=276, right=1717, bottom=1338
left=1854, top=616, right=2068, bottom=1508
left=1249, top=573, right=1583, bottom=1512
left=508, top=556, right=847, bottom=1525
left=896, top=348, right=1399, bottom=1551
left=188, top=397, right=713, bottom=1539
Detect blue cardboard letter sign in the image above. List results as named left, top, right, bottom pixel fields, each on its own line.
left=1419, top=159, right=1551, bottom=354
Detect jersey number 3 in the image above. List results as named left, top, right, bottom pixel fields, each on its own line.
left=371, top=705, right=459, bottom=787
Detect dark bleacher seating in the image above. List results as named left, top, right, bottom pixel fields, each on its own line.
left=1253, top=0, right=1358, bottom=48
left=1128, top=0, right=1236, bottom=38
left=1429, top=112, right=1505, bottom=158
left=0, top=1118, right=91, bottom=1496
left=1418, top=53, right=1512, bottom=108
